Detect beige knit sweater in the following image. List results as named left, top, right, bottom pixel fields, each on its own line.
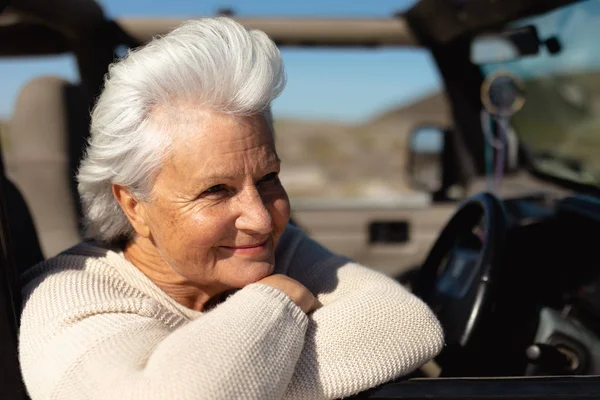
left=19, top=224, right=444, bottom=399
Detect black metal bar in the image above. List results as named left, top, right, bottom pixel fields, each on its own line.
left=361, top=376, right=600, bottom=399
left=404, top=0, right=580, bottom=46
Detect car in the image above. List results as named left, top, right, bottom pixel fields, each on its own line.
left=2, top=0, right=600, bottom=398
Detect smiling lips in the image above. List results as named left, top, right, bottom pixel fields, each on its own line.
left=221, top=240, right=269, bottom=255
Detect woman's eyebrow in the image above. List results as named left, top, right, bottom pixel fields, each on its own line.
left=198, top=174, right=237, bottom=182
left=194, top=158, right=281, bottom=183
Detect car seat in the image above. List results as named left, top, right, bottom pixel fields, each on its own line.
left=0, top=77, right=79, bottom=399
left=0, top=175, right=41, bottom=399
left=0, top=145, right=41, bottom=400
left=4, top=76, right=89, bottom=258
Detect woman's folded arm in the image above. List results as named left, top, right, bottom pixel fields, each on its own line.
left=279, top=228, right=445, bottom=399
left=20, top=280, right=307, bottom=400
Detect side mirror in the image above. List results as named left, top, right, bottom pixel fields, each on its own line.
left=407, top=126, right=444, bottom=193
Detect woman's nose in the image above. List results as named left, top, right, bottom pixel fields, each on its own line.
left=234, top=187, right=273, bottom=234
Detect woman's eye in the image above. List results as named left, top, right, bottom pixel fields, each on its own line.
left=260, top=172, right=280, bottom=183
left=203, top=184, right=226, bottom=195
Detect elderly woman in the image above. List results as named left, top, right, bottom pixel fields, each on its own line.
left=19, top=17, right=443, bottom=400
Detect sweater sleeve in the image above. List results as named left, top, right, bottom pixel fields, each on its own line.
left=277, top=226, right=444, bottom=399
left=19, top=265, right=308, bottom=400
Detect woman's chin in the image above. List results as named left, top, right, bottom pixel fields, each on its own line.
left=228, top=261, right=275, bottom=288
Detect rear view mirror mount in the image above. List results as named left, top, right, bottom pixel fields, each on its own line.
left=470, top=25, right=541, bottom=64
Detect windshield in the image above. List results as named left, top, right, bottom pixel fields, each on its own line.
left=475, top=0, right=600, bottom=187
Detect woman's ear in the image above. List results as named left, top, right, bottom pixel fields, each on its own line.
left=112, top=184, right=151, bottom=238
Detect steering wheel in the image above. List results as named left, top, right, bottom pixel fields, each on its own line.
left=413, top=192, right=508, bottom=364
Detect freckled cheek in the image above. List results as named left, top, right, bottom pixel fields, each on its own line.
left=175, top=208, right=237, bottom=251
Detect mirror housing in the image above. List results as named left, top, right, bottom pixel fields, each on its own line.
left=407, top=125, right=444, bottom=193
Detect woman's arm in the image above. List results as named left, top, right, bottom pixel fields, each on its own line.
left=277, top=226, right=444, bottom=399
left=20, top=277, right=307, bottom=400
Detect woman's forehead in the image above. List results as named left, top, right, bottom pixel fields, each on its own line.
left=156, top=109, right=278, bottom=180
left=152, top=105, right=270, bottom=141
left=175, top=115, right=274, bottom=155
left=160, top=141, right=279, bottom=190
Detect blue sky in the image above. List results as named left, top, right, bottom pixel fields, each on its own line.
left=0, top=0, right=443, bottom=123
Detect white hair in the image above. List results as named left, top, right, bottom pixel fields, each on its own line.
left=77, top=17, right=286, bottom=243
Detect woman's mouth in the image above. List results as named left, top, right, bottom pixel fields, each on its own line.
left=221, top=240, right=269, bottom=255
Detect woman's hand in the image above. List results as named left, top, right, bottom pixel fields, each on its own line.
left=258, top=274, right=321, bottom=313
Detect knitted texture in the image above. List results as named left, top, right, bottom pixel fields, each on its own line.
left=19, top=225, right=444, bottom=399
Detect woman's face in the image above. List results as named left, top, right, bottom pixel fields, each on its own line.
left=140, top=109, right=290, bottom=292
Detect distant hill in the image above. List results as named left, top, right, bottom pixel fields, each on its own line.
left=275, top=91, right=451, bottom=198
left=365, top=91, right=451, bottom=133
left=507, top=71, right=600, bottom=182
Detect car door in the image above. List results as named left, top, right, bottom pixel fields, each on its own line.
left=291, top=201, right=456, bottom=278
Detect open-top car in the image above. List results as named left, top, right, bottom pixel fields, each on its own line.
left=2, top=0, right=600, bottom=398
